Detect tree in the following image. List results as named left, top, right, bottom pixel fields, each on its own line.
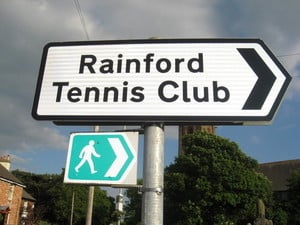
left=124, top=179, right=143, bottom=225
left=271, top=190, right=288, bottom=225
left=287, top=169, right=300, bottom=225
left=13, top=170, right=115, bottom=225
left=92, top=188, right=115, bottom=225
left=164, top=131, right=272, bottom=225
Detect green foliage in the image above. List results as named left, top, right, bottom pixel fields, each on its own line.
left=12, top=169, right=115, bottom=225
left=287, top=169, right=300, bottom=225
left=270, top=191, right=288, bottom=225
left=92, top=188, right=115, bottom=225
left=124, top=179, right=143, bottom=225
left=37, top=221, right=51, bottom=225
left=270, top=168, right=300, bottom=225
left=164, top=131, right=272, bottom=225
left=271, top=207, right=288, bottom=225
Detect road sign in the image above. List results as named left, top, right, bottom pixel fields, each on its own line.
left=64, top=132, right=138, bottom=186
left=32, top=39, right=291, bottom=125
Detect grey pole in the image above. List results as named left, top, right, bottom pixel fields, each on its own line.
left=70, top=191, right=75, bottom=225
left=85, top=186, right=94, bottom=225
left=85, top=125, right=100, bottom=225
left=142, top=123, right=164, bottom=225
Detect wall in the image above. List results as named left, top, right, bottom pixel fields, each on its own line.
left=0, top=181, right=23, bottom=225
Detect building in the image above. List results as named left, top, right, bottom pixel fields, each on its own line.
left=20, top=190, right=35, bottom=225
left=258, top=159, right=300, bottom=198
left=178, top=125, right=216, bottom=154
left=0, top=155, right=35, bottom=225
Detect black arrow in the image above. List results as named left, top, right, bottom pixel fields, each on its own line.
left=238, top=48, right=276, bottom=110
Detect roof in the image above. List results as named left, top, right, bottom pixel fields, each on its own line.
left=0, top=164, right=24, bottom=187
left=22, top=190, right=36, bottom=202
left=258, top=159, right=300, bottom=191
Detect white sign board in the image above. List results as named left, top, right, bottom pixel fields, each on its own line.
left=32, top=39, right=291, bottom=124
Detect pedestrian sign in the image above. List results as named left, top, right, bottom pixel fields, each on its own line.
left=64, top=132, right=138, bottom=186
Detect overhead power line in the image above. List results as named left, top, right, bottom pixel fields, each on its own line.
left=73, top=0, right=90, bottom=40
left=277, top=53, right=300, bottom=58
left=71, top=2, right=300, bottom=59
left=71, top=1, right=300, bottom=76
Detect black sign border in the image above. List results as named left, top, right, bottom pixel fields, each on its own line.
left=32, top=38, right=292, bottom=125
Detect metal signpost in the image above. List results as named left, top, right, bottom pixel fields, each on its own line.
left=142, top=124, right=164, bottom=225
left=32, top=39, right=292, bottom=225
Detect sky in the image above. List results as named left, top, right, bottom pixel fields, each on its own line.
left=1, top=0, right=300, bottom=179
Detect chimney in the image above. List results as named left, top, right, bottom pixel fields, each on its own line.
left=0, top=155, right=11, bottom=170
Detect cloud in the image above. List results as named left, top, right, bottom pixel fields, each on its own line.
left=0, top=1, right=85, bottom=156
left=280, top=45, right=300, bottom=100
left=1, top=0, right=300, bottom=173
left=215, top=0, right=300, bottom=100
left=250, top=135, right=261, bottom=145
left=82, top=0, right=220, bottom=39
left=0, top=95, right=68, bottom=152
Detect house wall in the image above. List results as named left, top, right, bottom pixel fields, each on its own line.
left=20, top=200, right=35, bottom=224
left=0, top=180, right=23, bottom=225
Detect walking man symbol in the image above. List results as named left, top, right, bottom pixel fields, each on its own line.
left=75, top=140, right=100, bottom=174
